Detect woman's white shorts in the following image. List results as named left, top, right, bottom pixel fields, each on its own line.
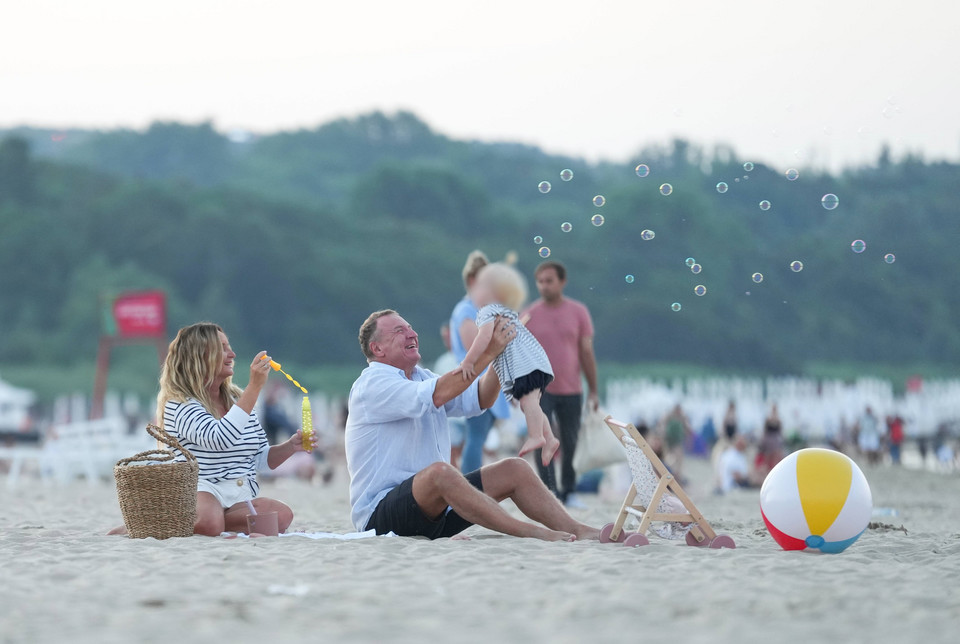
left=197, top=477, right=255, bottom=509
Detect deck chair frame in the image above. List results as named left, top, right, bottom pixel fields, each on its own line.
left=602, top=415, right=733, bottom=548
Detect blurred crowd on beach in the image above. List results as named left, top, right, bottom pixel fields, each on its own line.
left=3, top=371, right=958, bottom=492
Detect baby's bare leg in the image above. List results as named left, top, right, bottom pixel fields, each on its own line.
left=521, top=389, right=559, bottom=465
left=518, top=390, right=560, bottom=466
left=537, top=409, right=560, bottom=466
left=517, top=391, right=546, bottom=457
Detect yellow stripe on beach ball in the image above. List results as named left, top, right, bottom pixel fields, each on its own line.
left=796, top=449, right=851, bottom=535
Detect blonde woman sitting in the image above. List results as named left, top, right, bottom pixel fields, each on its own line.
left=112, top=322, right=316, bottom=536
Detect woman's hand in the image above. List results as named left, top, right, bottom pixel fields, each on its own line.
left=248, top=351, right=272, bottom=390
left=236, top=351, right=273, bottom=415
left=291, top=428, right=319, bottom=454
left=267, top=428, right=318, bottom=469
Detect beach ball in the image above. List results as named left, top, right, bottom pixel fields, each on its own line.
left=760, top=448, right=872, bottom=553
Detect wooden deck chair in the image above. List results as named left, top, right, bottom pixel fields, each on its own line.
left=599, top=416, right=735, bottom=548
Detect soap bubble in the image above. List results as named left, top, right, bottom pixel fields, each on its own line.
left=659, top=183, right=673, bottom=196
left=743, top=162, right=754, bottom=172
left=734, top=178, right=740, bottom=183
left=560, top=169, right=574, bottom=182
left=671, top=302, right=682, bottom=312
left=625, top=274, right=635, bottom=284
left=691, top=263, right=702, bottom=274
left=538, top=181, right=551, bottom=194
left=635, top=164, right=650, bottom=178
left=561, top=222, right=572, bottom=233
left=533, top=235, right=543, bottom=244
left=716, top=182, right=728, bottom=193
left=759, top=200, right=771, bottom=211
left=593, top=195, right=606, bottom=207
left=821, top=193, right=839, bottom=210
left=884, top=253, right=896, bottom=264
left=851, top=239, right=866, bottom=253
left=685, top=257, right=696, bottom=267
left=752, top=272, right=764, bottom=284
left=694, top=285, right=707, bottom=296
left=785, top=168, right=799, bottom=181
left=790, top=260, right=804, bottom=272
left=641, top=229, right=655, bottom=241
left=591, top=214, right=604, bottom=227
left=538, top=246, right=551, bottom=258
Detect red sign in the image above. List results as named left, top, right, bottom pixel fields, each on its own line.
left=112, top=291, right=167, bottom=338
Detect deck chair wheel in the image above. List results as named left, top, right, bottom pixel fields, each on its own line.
left=685, top=529, right=711, bottom=547
left=623, top=533, right=651, bottom=548
left=599, top=523, right=627, bottom=544
left=708, top=534, right=736, bottom=549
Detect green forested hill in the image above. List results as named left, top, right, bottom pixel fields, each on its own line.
left=2, top=113, right=959, bottom=387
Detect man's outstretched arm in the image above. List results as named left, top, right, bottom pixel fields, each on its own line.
left=432, top=316, right=514, bottom=407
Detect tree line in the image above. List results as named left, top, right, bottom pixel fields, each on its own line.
left=1, top=112, right=958, bottom=387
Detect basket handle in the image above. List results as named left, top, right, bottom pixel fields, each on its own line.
left=115, top=424, right=196, bottom=468
left=147, top=423, right=196, bottom=463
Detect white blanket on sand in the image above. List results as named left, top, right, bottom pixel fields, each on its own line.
left=225, top=529, right=394, bottom=539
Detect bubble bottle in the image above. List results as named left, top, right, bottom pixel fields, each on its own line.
left=301, top=396, right=314, bottom=452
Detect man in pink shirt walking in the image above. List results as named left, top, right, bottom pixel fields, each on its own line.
left=522, top=261, right=599, bottom=506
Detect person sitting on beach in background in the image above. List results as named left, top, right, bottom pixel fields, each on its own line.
left=345, top=309, right=599, bottom=542
left=111, top=322, right=317, bottom=537
left=715, top=435, right=757, bottom=494
left=459, top=263, right=559, bottom=466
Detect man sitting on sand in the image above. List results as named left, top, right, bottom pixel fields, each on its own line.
left=345, top=309, right=600, bottom=542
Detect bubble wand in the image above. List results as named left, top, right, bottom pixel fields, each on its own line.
left=261, top=356, right=307, bottom=394
left=261, top=355, right=313, bottom=452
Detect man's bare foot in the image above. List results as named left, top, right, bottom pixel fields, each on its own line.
left=541, top=434, right=560, bottom=466
left=533, top=527, right=576, bottom=542
left=518, top=435, right=545, bottom=458
left=573, top=524, right=601, bottom=541
left=107, top=525, right=128, bottom=536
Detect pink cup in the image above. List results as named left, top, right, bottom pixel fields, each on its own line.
left=246, top=511, right=279, bottom=537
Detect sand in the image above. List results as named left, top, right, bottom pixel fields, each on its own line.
left=1, top=454, right=958, bottom=644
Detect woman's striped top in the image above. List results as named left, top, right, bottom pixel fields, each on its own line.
left=476, top=303, right=553, bottom=401
left=164, top=399, right=270, bottom=497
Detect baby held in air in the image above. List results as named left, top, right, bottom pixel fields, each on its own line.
left=459, top=262, right=559, bottom=466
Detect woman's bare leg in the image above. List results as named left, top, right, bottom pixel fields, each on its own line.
left=223, top=497, right=294, bottom=533
left=194, top=492, right=227, bottom=536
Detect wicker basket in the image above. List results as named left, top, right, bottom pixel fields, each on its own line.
left=114, top=424, right=198, bottom=539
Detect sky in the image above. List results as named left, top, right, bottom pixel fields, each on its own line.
left=3, top=0, right=958, bottom=171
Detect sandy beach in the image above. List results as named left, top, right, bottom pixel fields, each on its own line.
left=2, top=453, right=958, bottom=644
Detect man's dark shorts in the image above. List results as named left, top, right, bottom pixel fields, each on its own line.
left=365, top=468, right=484, bottom=539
